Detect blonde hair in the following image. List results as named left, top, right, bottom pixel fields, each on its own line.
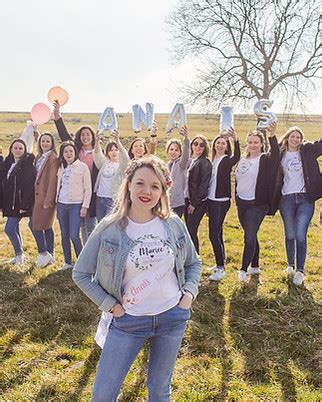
left=245, top=130, right=265, bottom=157
left=108, top=155, right=173, bottom=228
left=279, top=126, right=304, bottom=154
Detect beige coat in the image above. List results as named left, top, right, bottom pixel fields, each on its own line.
left=32, top=152, right=59, bottom=230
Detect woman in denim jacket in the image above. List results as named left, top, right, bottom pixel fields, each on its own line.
left=73, top=155, right=201, bottom=401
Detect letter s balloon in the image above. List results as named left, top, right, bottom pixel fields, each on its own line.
left=254, top=99, right=277, bottom=129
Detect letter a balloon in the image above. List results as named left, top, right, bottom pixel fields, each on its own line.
left=31, top=103, right=52, bottom=125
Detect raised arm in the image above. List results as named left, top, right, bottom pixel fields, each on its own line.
left=93, top=131, right=107, bottom=170
left=53, top=102, right=72, bottom=142
left=148, top=121, right=158, bottom=155
left=179, top=125, right=190, bottom=170
left=114, top=130, right=130, bottom=171
left=228, top=127, right=241, bottom=165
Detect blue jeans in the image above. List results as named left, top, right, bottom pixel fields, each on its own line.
left=81, top=214, right=97, bottom=244
left=96, top=196, right=114, bottom=222
left=185, top=199, right=208, bottom=254
left=236, top=198, right=268, bottom=271
left=279, top=193, right=314, bottom=273
left=57, top=203, right=83, bottom=264
left=91, top=304, right=190, bottom=402
left=29, top=219, right=54, bottom=255
left=208, top=199, right=231, bottom=267
left=5, top=217, right=23, bottom=256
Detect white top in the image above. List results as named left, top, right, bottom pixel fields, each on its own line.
left=36, top=150, right=52, bottom=178
left=58, top=165, right=83, bottom=204
left=96, top=161, right=119, bottom=198
left=281, top=151, right=305, bottom=195
left=235, top=155, right=262, bottom=200
left=208, top=156, right=229, bottom=202
left=124, top=217, right=181, bottom=316
left=7, top=162, right=17, bottom=179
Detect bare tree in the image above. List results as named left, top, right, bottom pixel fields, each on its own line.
left=167, top=0, right=322, bottom=111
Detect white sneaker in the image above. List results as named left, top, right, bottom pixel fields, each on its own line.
left=6, top=257, right=17, bottom=264
left=248, top=266, right=260, bottom=275
left=209, top=269, right=227, bottom=281
left=238, top=270, right=248, bottom=282
left=293, top=271, right=304, bottom=286
left=285, top=266, right=295, bottom=277
left=60, top=263, right=73, bottom=271
left=14, top=254, right=25, bottom=265
left=36, top=252, right=53, bottom=268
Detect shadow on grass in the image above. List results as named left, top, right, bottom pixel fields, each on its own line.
left=35, top=345, right=101, bottom=401
left=188, top=280, right=232, bottom=400
left=1, top=265, right=99, bottom=397
left=229, top=276, right=321, bottom=401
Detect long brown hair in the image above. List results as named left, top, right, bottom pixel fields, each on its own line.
left=74, top=126, right=96, bottom=151
left=37, top=132, right=57, bottom=156
left=128, top=137, right=148, bottom=159
left=211, top=136, right=231, bottom=160
left=245, top=130, right=265, bottom=157
left=59, top=141, right=78, bottom=168
left=190, top=134, right=209, bottom=158
left=166, top=138, right=182, bottom=156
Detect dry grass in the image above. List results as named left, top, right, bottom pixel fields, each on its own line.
left=0, top=112, right=321, bottom=400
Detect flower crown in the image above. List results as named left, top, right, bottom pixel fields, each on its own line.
left=125, top=156, right=173, bottom=189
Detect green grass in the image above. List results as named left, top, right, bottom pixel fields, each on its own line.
left=0, top=112, right=321, bottom=400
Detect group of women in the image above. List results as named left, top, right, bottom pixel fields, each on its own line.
left=0, top=111, right=321, bottom=284
left=0, top=107, right=321, bottom=399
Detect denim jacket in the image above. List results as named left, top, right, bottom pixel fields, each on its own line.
left=72, top=214, right=201, bottom=312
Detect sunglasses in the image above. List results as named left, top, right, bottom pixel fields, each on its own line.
left=192, top=141, right=205, bottom=148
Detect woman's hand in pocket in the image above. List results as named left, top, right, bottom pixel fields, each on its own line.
left=112, top=303, right=125, bottom=318
left=179, top=293, right=193, bottom=310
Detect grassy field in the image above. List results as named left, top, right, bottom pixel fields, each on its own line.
left=1, top=112, right=321, bottom=401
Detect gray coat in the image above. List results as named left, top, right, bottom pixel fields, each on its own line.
left=168, top=138, right=190, bottom=208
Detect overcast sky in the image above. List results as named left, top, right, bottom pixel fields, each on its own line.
left=1, top=0, right=321, bottom=115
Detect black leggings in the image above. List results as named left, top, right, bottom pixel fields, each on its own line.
left=185, top=200, right=207, bottom=254
left=208, top=199, right=230, bottom=267
left=236, top=198, right=268, bottom=271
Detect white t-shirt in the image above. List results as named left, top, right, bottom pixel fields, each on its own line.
left=7, top=162, right=17, bottom=179
left=97, top=161, right=119, bottom=198
left=36, top=150, right=52, bottom=178
left=123, top=217, right=181, bottom=316
left=281, top=151, right=305, bottom=195
left=236, top=155, right=262, bottom=200
left=208, top=156, right=229, bottom=202
left=58, top=166, right=82, bottom=204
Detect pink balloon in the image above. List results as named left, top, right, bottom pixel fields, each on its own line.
left=31, top=103, right=52, bottom=125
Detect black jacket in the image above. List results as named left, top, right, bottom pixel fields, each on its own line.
left=212, top=140, right=240, bottom=199
left=0, top=155, right=3, bottom=209
left=271, top=138, right=322, bottom=213
left=2, top=153, right=36, bottom=217
left=54, top=117, right=98, bottom=218
left=187, top=155, right=212, bottom=207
